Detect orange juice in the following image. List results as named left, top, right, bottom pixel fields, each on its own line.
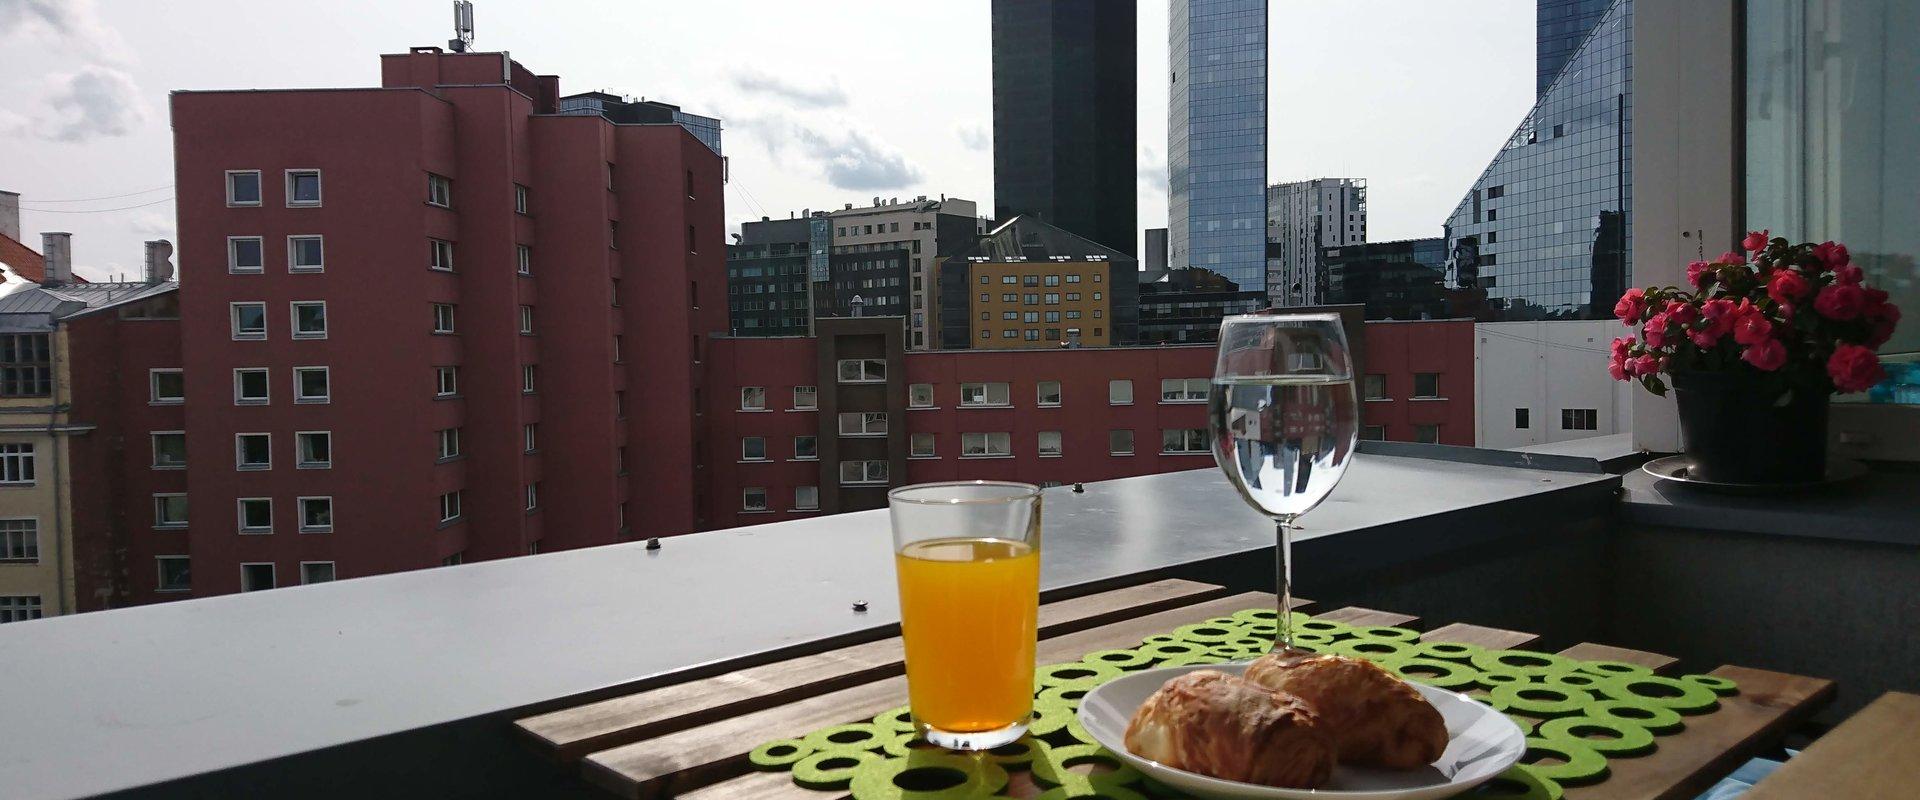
left=895, top=537, right=1040, bottom=733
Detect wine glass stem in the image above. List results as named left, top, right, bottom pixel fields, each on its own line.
left=1276, top=514, right=1296, bottom=651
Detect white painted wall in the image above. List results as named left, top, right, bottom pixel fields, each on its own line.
left=1474, top=320, right=1632, bottom=449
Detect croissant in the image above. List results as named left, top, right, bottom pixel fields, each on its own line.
left=1124, top=670, right=1336, bottom=788
left=1244, top=653, right=1448, bottom=769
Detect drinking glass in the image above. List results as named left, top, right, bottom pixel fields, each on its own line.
left=1209, top=313, right=1359, bottom=652
left=888, top=481, right=1043, bottom=750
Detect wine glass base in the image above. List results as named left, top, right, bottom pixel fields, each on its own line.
left=918, top=719, right=1029, bottom=751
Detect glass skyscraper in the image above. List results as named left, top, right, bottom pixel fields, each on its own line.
left=1168, top=0, right=1267, bottom=295
left=1444, top=0, right=1631, bottom=321
left=1537, top=0, right=1615, bottom=98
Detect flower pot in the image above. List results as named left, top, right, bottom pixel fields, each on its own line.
left=1670, top=371, right=1828, bottom=484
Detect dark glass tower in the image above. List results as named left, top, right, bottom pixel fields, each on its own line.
left=1537, top=0, right=1614, bottom=97
left=991, top=0, right=1137, bottom=256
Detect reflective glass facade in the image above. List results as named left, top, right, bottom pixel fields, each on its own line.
left=1168, top=0, right=1267, bottom=294
left=1444, top=0, right=1631, bottom=321
left=1537, top=0, right=1614, bottom=98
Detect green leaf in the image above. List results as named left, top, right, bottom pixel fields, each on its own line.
left=1643, top=375, right=1668, bottom=396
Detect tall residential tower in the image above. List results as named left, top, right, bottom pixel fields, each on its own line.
left=1266, top=178, right=1367, bottom=307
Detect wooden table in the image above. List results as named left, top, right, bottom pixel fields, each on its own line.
left=514, top=579, right=1834, bottom=799
left=1740, top=692, right=1920, bottom=799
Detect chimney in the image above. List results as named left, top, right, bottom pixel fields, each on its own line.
left=42, top=232, right=73, bottom=285
left=144, top=239, right=176, bottom=283
left=0, top=190, right=18, bottom=242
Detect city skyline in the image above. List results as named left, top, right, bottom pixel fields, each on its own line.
left=0, top=0, right=1534, bottom=281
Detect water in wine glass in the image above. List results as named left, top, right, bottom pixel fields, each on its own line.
left=1208, top=376, right=1358, bottom=519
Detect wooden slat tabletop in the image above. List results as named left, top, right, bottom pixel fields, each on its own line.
left=520, top=586, right=1837, bottom=800
left=1736, top=691, right=1919, bottom=800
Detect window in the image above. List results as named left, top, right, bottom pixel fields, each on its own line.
left=614, top=390, right=626, bottom=418
left=285, top=169, right=322, bottom=206
left=1045, top=293, right=1060, bottom=305
left=980, top=293, right=990, bottom=303
left=961, top=432, right=1012, bottom=458
left=613, top=335, right=623, bottom=362
left=291, top=301, right=326, bottom=338
left=226, top=170, right=261, bottom=206
left=960, top=382, right=1010, bottom=407
left=1003, top=293, right=1017, bottom=302
left=1413, top=373, right=1441, bottom=398
left=288, top=235, right=323, bottom=272
left=1109, top=380, right=1134, bottom=405
left=0, top=595, right=42, bottom=623
left=1363, top=374, right=1388, bottom=400
left=237, top=498, right=273, bottom=533
left=0, top=443, right=31, bottom=484
left=439, top=491, right=463, bottom=522
left=1093, top=291, right=1102, bottom=300
left=839, top=460, right=889, bottom=484
left=153, top=494, right=188, bottom=528
left=1024, top=293, right=1039, bottom=305
left=298, top=497, right=333, bottom=533
left=442, top=552, right=465, bottom=567
left=1515, top=408, right=1531, bottom=429
left=1485, top=185, right=1504, bottom=199
left=1067, top=274, right=1082, bottom=284
left=1045, top=311, right=1061, bottom=323
left=1360, top=424, right=1386, bottom=442
left=793, top=386, right=818, bottom=410
left=1560, top=409, right=1599, bottom=431
left=0, top=519, right=37, bottom=562
left=837, top=358, right=887, bottom=383
left=228, top=236, right=264, bottom=273
left=231, top=302, right=267, bottom=340
left=427, top=173, right=452, bottom=207
left=1044, top=275, right=1060, bottom=287
left=609, top=220, right=619, bottom=247
left=432, top=303, right=456, bottom=333
left=301, top=562, right=336, bottom=584
left=156, top=557, right=190, bottom=592
left=437, top=428, right=461, bottom=460
left=1023, top=312, right=1039, bottom=323
left=740, top=387, right=767, bottom=410
left=517, top=245, right=531, bottom=275
left=430, top=238, right=455, bottom=271
left=1022, top=275, right=1039, bottom=287
left=910, top=433, right=935, bottom=457
left=522, top=365, right=536, bottom=394
left=1161, top=429, right=1207, bottom=454
left=1005, top=311, right=1020, bottom=321
left=1045, top=329, right=1060, bottom=341
left=794, top=435, right=818, bottom=460
left=525, top=482, right=539, bottom=511
left=517, top=305, right=534, bottom=335
left=1416, top=424, right=1441, bottom=444
left=1038, top=431, right=1063, bottom=457
left=233, top=368, right=269, bottom=405
left=150, top=369, right=185, bottom=404
left=296, top=431, right=332, bottom=469
left=742, top=436, right=767, bottom=461
left=240, top=563, right=275, bottom=592
left=523, top=423, right=538, bottom=453
left=282, top=367, right=327, bottom=405
left=795, top=486, right=819, bottom=511
left=1109, top=430, right=1134, bottom=455
left=435, top=366, right=458, bottom=397
left=514, top=184, right=529, bottom=214
left=742, top=488, right=769, bottom=512
left=1037, top=381, right=1062, bottom=406
left=1161, top=378, right=1209, bottom=402
left=235, top=433, right=271, bottom=470
left=150, top=433, right=186, bottom=469
left=838, top=412, right=888, bottom=436
left=909, top=383, right=934, bottom=408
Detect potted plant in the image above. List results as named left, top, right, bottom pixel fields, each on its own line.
left=1610, top=231, right=1901, bottom=484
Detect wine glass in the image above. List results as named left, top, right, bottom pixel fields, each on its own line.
left=1209, top=312, right=1359, bottom=652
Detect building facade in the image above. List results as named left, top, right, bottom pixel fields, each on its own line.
left=1322, top=237, right=1449, bottom=320
left=1168, top=0, right=1267, bottom=294
left=1266, top=178, right=1367, bottom=307
left=937, top=216, right=1137, bottom=349
left=557, top=92, right=723, bottom=156
left=824, top=197, right=985, bottom=350
left=990, top=0, right=1138, bottom=257
left=1474, top=320, right=1629, bottom=449
left=1443, top=0, right=1632, bottom=321
left=726, top=218, right=812, bottom=336
left=1537, top=0, right=1616, bottom=98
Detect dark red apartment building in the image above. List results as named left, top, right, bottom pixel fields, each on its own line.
left=162, top=49, right=724, bottom=598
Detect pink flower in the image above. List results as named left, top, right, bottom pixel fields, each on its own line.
left=1644, top=313, right=1672, bottom=348
left=1610, top=337, right=1634, bottom=359
left=1607, top=352, right=1630, bottom=380
left=1689, top=328, right=1722, bottom=348
left=1665, top=301, right=1701, bottom=326
left=1813, top=241, right=1851, bottom=269
left=1733, top=309, right=1773, bottom=346
left=1700, top=298, right=1739, bottom=337
left=1742, top=339, right=1788, bottom=371
left=1814, top=283, right=1867, bottom=320
left=1833, top=264, right=1864, bottom=285
left=1767, top=270, right=1811, bottom=304
left=1742, top=230, right=1771, bottom=252
left=1627, top=354, right=1662, bottom=377
left=1715, top=250, right=1746, bottom=267
left=1686, top=260, right=1713, bottom=289
left=1827, top=344, right=1885, bottom=393
left=1614, top=288, right=1646, bottom=325
left=1864, top=300, right=1901, bottom=348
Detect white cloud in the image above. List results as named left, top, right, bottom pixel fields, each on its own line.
left=739, top=113, right=924, bottom=192
left=0, top=0, right=130, bottom=63
left=1137, top=144, right=1167, bottom=188
left=958, top=124, right=989, bottom=152
left=36, top=66, right=146, bottom=142
left=731, top=70, right=848, bottom=108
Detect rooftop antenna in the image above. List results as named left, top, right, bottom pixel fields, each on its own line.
left=449, top=1, right=475, bottom=53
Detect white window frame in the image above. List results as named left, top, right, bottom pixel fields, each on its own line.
left=522, top=365, right=536, bottom=394
left=1109, top=379, right=1134, bottom=405
left=287, top=235, right=324, bottom=273
left=1416, top=424, right=1441, bottom=444
left=225, top=169, right=262, bottom=207
left=1412, top=373, right=1442, bottom=399
left=230, top=302, right=267, bottom=340
left=1363, top=374, right=1389, bottom=401
left=793, top=435, right=818, bottom=461
left=233, top=368, right=270, bottom=405
left=1038, top=430, right=1063, bottom=457
left=293, top=366, right=329, bottom=404
left=429, top=238, right=455, bottom=271
left=236, top=497, right=273, bottom=534
left=523, top=423, right=537, bottom=453
left=1037, top=380, right=1062, bottom=407
left=836, top=358, right=887, bottom=383
left=792, top=385, right=818, bottom=410
left=794, top=485, right=819, bottom=511
left=439, top=490, right=463, bottom=523
left=297, top=496, right=333, bottom=533
left=961, top=431, right=1012, bottom=458
left=437, top=427, right=462, bottom=461
left=519, top=305, right=534, bottom=335
left=432, top=303, right=456, bottom=334
left=284, top=168, right=322, bottom=207
left=739, top=386, right=767, bottom=411
left=838, top=459, right=890, bottom=485
left=240, top=562, right=276, bottom=592
left=0, top=518, right=38, bottom=562
left=153, top=493, right=188, bottom=529
left=908, top=383, right=935, bottom=408
left=742, top=487, right=769, bottom=512
left=290, top=301, right=327, bottom=339
left=741, top=436, right=768, bottom=461
left=227, top=235, right=264, bottom=274
left=435, top=366, right=458, bottom=398
left=150, top=431, right=186, bottom=470
left=0, top=443, right=32, bottom=485
left=1160, top=378, right=1209, bottom=403
left=235, top=432, right=271, bottom=470
left=295, top=430, right=332, bottom=469
left=155, top=556, right=190, bottom=593
left=1161, top=428, right=1208, bottom=455
left=959, top=382, right=1011, bottom=408
left=516, top=244, right=531, bottom=275
left=427, top=172, right=452, bottom=207
left=837, top=411, right=888, bottom=437
left=525, top=481, right=539, bottom=511
left=300, top=561, right=336, bottom=584
left=149, top=368, right=185, bottom=405
left=514, top=184, right=529, bottom=214
left=1109, top=429, right=1135, bottom=456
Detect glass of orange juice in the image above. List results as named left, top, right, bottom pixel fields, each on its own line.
left=888, top=481, right=1042, bottom=750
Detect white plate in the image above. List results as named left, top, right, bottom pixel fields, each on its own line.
left=1076, top=662, right=1527, bottom=800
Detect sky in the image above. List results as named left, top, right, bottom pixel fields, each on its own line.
left=0, top=0, right=1534, bottom=282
